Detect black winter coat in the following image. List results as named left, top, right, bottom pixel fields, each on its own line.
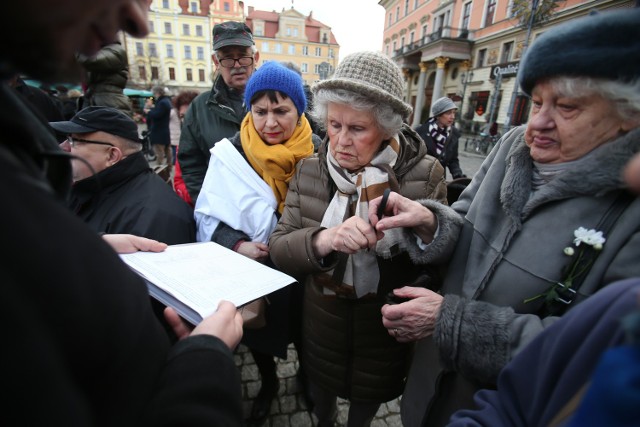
left=415, top=123, right=464, bottom=179
left=0, top=81, right=242, bottom=426
left=147, top=96, right=172, bottom=146
left=68, top=151, right=195, bottom=245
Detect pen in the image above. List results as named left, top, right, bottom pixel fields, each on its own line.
left=377, top=188, right=391, bottom=219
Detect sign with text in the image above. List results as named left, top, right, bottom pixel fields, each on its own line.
left=490, top=61, right=519, bottom=79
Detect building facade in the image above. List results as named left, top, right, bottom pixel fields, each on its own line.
left=246, top=6, right=340, bottom=87
left=122, top=0, right=245, bottom=93
left=380, top=0, right=635, bottom=133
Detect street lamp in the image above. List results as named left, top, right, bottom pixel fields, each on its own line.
left=460, top=68, right=474, bottom=128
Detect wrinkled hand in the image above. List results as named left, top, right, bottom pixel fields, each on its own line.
left=164, top=301, right=243, bottom=350
left=102, top=234, right=168, bottom=254
left=236, top=241, right=269, bottom=262
left=312, top=216, right=378, bottom=258
left=368, top=191, right=437, bottom=244
left=381, top=287, right=443, bottom=342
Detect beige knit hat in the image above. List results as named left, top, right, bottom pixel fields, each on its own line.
left=312, top=51, right=412, bottom=119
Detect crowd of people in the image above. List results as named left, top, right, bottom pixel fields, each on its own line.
left=2, top=1, right=639, bottom=427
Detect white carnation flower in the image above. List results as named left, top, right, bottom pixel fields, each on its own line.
left=573, top=227, right=606, bottom=247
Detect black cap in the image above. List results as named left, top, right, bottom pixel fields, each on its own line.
left=49, top=106, right=142, bottom=143
left=212, top=21, right=254, bottom=50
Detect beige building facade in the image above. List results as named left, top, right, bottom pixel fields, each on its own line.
left=122, top=0, right=245, bottom=93
left=379, top=0, right=635, bottom=133
left=246, top=6, right=340, bottom=87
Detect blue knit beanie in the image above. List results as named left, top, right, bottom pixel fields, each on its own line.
left=519, top=8, right=640, bottom=96
left=244, top=61, right=307, bottom=115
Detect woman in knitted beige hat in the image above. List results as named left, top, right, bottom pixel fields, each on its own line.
left=269, top=50, right=451, bottom=426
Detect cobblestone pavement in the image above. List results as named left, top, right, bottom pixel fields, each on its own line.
left=236, top=344, right=403, bottom=427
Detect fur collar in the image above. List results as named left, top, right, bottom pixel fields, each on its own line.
left=501, top=127, right=640, bottom=222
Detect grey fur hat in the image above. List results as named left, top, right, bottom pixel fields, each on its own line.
left=312, top=51, right=412, bottom=119
left=431, top=97, right=457, bottom=118
left=519, top=8, right=640, bottom=96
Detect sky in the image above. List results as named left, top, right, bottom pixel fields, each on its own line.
left=243, top=0, right=386, bottom=60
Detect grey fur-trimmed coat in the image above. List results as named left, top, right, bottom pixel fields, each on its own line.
left=402, top=125, right=640, bottom=426
left=269, top=125, right=458, bottom=403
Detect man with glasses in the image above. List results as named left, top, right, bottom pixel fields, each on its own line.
left=178, top=21, right=260, bottom=202
left=51, top=106, right=195, bottom=245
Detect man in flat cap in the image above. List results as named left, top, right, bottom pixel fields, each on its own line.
left=178, top=21, right=260, bottom=202
left=51, top=106, right=195, bottom=245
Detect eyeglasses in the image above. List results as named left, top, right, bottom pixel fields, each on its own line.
left=66, top=136, right=115, bottom=148
left=217, top=56, right=254, bottom=68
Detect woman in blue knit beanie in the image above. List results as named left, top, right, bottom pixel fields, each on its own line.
left=194, top=59, right=321, bottom=425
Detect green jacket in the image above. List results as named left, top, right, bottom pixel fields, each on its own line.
left=177, top=75, right=245, bottom=202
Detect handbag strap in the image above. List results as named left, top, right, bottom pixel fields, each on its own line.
left=546, top=190, right=635, bottom=315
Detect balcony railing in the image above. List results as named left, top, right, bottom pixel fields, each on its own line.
left=392, top=25, right=473, bottom=58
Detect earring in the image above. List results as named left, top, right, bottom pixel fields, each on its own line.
left=297, top=118, right=301, bottom=126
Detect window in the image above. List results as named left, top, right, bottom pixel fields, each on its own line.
left=462, top=2, right=472, bottom=29
left=275, top=43, right=282, bottom=54
left=501, top=42, right=513, bottom=63
left=404, top=0, right=409, bottom=15
left=148, top=21, right=154, bottom=33
left=166, top=44, right=174, bottom=58
left=477, top=48, right=487, bottom=67
left=151, top=66, right=159, bottom=80
left=190, top=1, right=198, bottom=13
left=329, top=48, right=334, bottom=59
left=169, top=67, right=175, bottom=80
left=196, top=25, right=203, bottom=37
left=288, top=45, right=295, bottom=55
left=162, top=0, right=169, bottom=8
left=224, top=1, right=230, bottom=12
left=149, top=43, right=157, bottom=57
left=293, top=28, right=298, bottom=37
left=186, top=68, right=193, bottom=81
left=301, top=63, right=308, bottom=73
left=197, top=46, right=204, bottom=60
left=388, top=12, right=393, bottom=27
left=302, top=46, right=308, bottom=56
left=164, top=22, right=172, bottom=34
left=485, top=0, right=497, bottom=26
left=199, top=69, right=206, bottom=81
left=322, top=34, right=328, bottom=43
left=395, top=6, right=400, bottom=22
left=400, top=36, right=405, bottom=48
left=184, top=46, right=192, bottom=59
left=183, top=24, right=190, bottom=35
left=422, top=24, right=428, bottom=42
left=314, top=64, right=320, bottom=74
left=286, top=28, right=291, bottom=36
left=315, top=47, right=322, bottom=56
left=262, top=42, right=269, bottom=52
left=409, top=31, right=415, bottom=45
left=135, top=42, right=144, bottom=56
left=138, top=65, right=146, bottom=80
left=414, top=0, right=419, bottom=9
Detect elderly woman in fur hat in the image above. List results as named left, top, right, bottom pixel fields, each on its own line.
left=363, top=9, right=640, bottom=427
left=269, top=51, right=450, bottom=426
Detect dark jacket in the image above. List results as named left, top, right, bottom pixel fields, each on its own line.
left=68, top=151, right=195, bottom=245
left=78, top=42, right=133, bottom=116
left=448, top=278, right=640, bottom=427
left=0, top=80, right=241, bottom=426
left=178, top=75, right=246, bottom=201
left=415, top=123, right=464, bottom=179
left=269, top=125, right=454, bottom=403
left=146, top=95, right=172, bottom=147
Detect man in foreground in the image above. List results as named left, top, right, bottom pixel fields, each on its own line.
left=0, top=0, right=243, bottom=425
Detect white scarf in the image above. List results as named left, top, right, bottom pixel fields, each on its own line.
left=320, top=138, right=399, bottom=297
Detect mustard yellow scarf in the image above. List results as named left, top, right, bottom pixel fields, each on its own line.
left=240, top=113, right=314, bottom=213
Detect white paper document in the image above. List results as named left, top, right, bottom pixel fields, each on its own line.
left=120, top=242, right=296, bottom=325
